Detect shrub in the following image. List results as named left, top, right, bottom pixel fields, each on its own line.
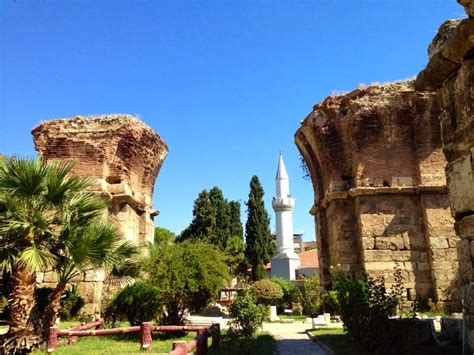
left=145, top=241, right=229, bottom=325
left=322, top=290, right=340, bottom=314
left=33, top=287, right=85, bottom=321
left=104, top=282, right=161, bottom=326
left=250, top=279, right=283, bottom=306
left=57, top=289, right=84, bottom=320
left=270, top=277, right=296, bottom=307
left=228, top=290, right=267, bottom=338
left=297, top=275, right=322, bottom=317
left=334, top=268, right=403, bottom=352
left=292, top=302, right=303, bottom=316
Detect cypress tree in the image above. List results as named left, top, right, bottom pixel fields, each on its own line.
left=209, top=187, right=230, bottom=249
left=245, top=175, right=275, bottom=281
left=228, top=201, right=243, bottom=238
left=177, top=190, right=215, bottom=243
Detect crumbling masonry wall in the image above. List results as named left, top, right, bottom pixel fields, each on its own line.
left=32, top=114, right=168, bottom=314
left=295, top=84, right=461, bottom=311
left=415, top=1, right=474, bottom=349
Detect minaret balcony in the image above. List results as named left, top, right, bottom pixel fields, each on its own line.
left=272, top=197, right=295, bottom=211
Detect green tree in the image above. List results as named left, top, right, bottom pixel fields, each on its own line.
left=245, top=176, right=275, bottom=281
left=228, top=201, right=243, bottom=238
left=209, top=187, right=230, bottom=249
left=145, top=241, right=229, bottom=325
left=224, top=235, right=246, bottom=276
left=178, top=187, right=241, bottom=253
left=154, top=226, right=176, bottom=246
left=177, top=190, right=215, bottom=243
left=0, top=157, right=136, bottom=352
left=298, top=274, right=322, bottom=317
left=42, top=221, right=138, bottom=335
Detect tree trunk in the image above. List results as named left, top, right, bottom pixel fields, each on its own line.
left=1, top=263, right=39, bottom=353
left=42, top=283, right=66, bottom=338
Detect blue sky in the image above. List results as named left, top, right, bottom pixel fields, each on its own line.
left=0, top=0, right=465, bottom=241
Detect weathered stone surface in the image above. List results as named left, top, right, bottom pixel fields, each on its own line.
left=32, top=114, right=168, bottom=314
left=415, top=18, right=474, bottom=91
left=295, top=82, right=460, bottom=309
left=459, top=0, right=474, bottom=17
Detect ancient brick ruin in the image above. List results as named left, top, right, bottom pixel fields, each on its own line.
left=32, top=114, right=168, bottom=314
left=415, top=2, right=474, bottom=348
left=296, top=0, right=474, bottom=349
left=295, top=83, right=462, bottom=311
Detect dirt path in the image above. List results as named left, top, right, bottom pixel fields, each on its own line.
left=262, top=322, right=329, bottom=355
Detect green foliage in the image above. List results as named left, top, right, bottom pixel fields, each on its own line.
left=224, top=235, right=246, bottom=275
left=250, top=279, right=283, bottom=306
left=271, top=277, right=296, bottom=306
left=322, top=290, right=340, bottom=314
left=333, top=268, right=404, bottom=352
left=177, top=187, right=243, bottom=256
left=34, top=287, right=85, bottom=320
left=228, top=201, right=243, bottom=238
left=297, top=275, right=322, bottom=317
left=0, top=156, right=138, bottom=346
left=218, top=332, right=276, bottom=355
left=154, top=226, right=176, bottom=246
left=245, top=176, right=275, bottom=281
left=104, top=282, right=161, bottom=326
left=209, top=187, right=230, bottom=249
left=59, top=289, right=85, bottom=320
left=228, top=290, right=267, bottom=338
left=145, top=241, right=229, bottom=325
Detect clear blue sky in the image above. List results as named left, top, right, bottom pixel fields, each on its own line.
left=0, top=1, right=465, bottom=241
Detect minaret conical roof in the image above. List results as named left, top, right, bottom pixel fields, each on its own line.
left=276, top=151, right=289, bottom=180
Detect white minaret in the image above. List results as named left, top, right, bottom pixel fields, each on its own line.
left=271, top=151, right=300, bottom=280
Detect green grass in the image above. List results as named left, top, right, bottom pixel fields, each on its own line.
left=210, top=331, right=276, bottom=355
left=310, top=328, right=355, bottom=355
left=36, top=332, right=198, bottom=354
left=279, top=315, right=307, bottom=321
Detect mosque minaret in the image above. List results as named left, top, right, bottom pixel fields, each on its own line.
left=271, top=151, right=300, bottom=280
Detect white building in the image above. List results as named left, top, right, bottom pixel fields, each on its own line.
left=270, top=152, right=300, bottom=280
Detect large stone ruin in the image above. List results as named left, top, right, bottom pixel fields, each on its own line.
left=295, top=83, right=462, bottom=311
left=32, top=114, right=168, bottom=315
left=415, top=2, right=474, bottom=348
left=296, top=0, right=474, bottom=349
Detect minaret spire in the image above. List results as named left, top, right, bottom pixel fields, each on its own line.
left=271, top=151, right=300, bottom=280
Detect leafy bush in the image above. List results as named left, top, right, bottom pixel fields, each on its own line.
left=250, top=279, right=283, bottom=306
left=322, top=290, right=340, bottom=314
left=334, top=268, right=403, bottom=352
left=228, top=290, right=267, bottom=338
left=292, top=302, right=303, bottom=316
left=297, top=275, right=322, bottom=317
left=145, top=241, right=229, bottom=325
left=270, top=277, right=296, bottom=306
left=33, top=287, right=85, bottom=321
left=104, top=282, right=161, bottom=326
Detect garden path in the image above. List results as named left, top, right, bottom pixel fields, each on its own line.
left=262, top=321, right=329, bottom=355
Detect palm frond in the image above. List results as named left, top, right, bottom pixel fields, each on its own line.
left=0, top=157, right=47, bottom=198
left=44, top=160, right=96, bottom=204
left=18, top=246, right=57, bottom=271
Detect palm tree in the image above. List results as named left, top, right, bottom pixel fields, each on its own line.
left=39, top=221, right=139, bottom=337
left=0, top=157, right=137, bottom=353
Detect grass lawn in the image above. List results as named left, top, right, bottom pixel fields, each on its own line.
left=278, top=315, right=307, bottom=321
left=310, top=328, right=355, bottom=355
left=35, top=332, right=198, bottom=354
left=210, top=331, right=276, bottom=355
